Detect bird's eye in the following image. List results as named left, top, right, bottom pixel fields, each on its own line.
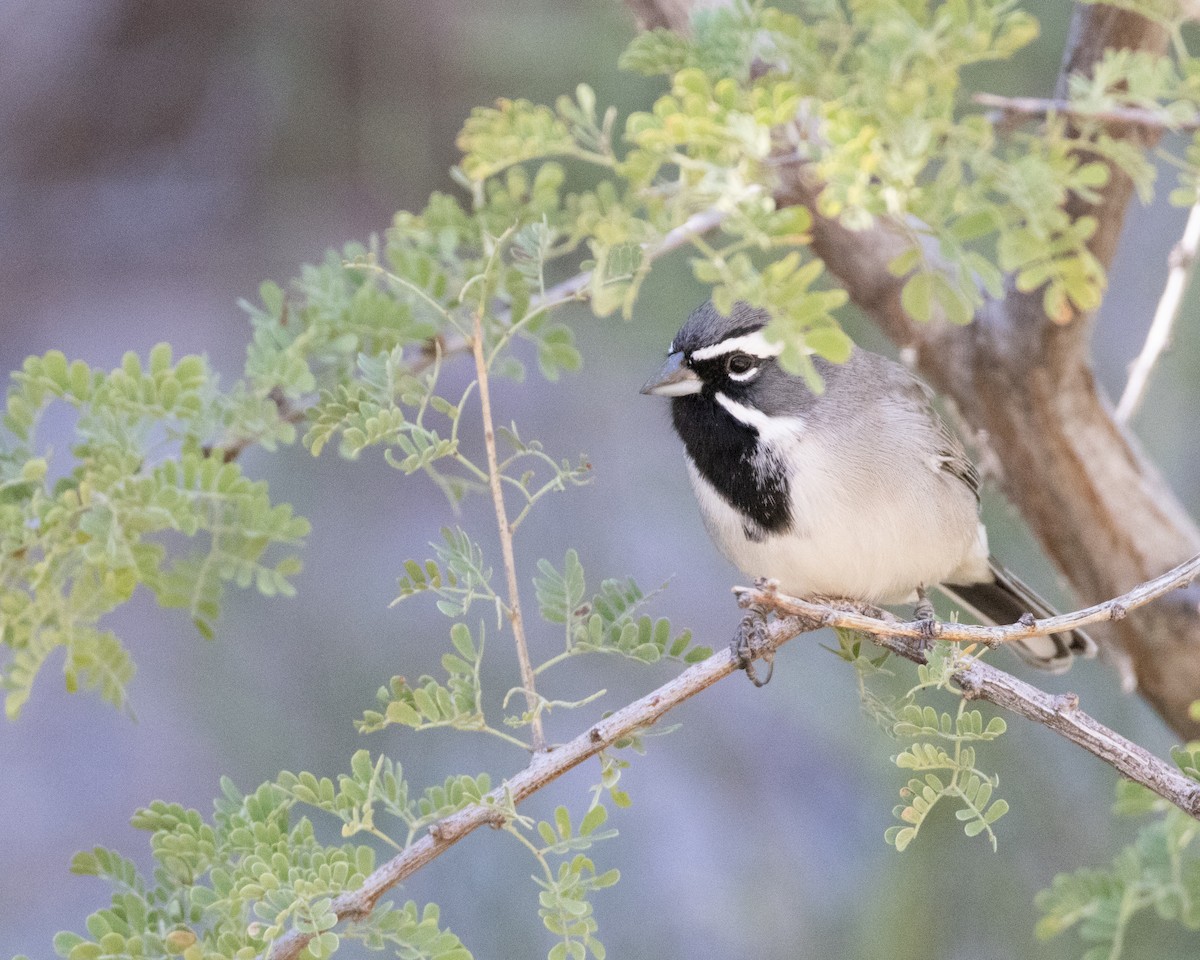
left=726, top=353, right=756, bottom=377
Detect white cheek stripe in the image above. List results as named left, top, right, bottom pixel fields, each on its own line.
left=714, top=392, right=806, bottom=442
left=690, top=330, right=783, bottom=362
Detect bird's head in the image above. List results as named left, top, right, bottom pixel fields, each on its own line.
left=639, top=301, right=784, bottom=404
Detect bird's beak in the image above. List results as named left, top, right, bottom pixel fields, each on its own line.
left=640, top=351, right=702, bottom=397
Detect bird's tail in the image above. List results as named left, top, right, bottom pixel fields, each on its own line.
left=940, top=559, right=1097, bottom=673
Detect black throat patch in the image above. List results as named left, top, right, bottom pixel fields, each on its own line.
left=671, top=393, right=793, bottom=539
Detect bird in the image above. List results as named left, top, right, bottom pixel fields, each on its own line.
left=640, top=300, right=1095, bottom=672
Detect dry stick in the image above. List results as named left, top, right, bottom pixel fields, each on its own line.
left=265, top=553, right=1200, bottom=960
left=971, top=91, right=1200, bottom=131
left=1116, top=199, right=1200, bottom=423
left=951, top=662, right=1200, bottom=819
left=768, top=602, right=1200, bottom=818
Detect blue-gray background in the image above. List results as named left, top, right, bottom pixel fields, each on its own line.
left=2, top=2, right=1198, bottom=958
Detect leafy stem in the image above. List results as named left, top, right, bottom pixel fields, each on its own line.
left=486, top=294, right=582, bottom=370
left=504, top=820, right=555, bottom=883
left=471, top=298, right=545, bottom=752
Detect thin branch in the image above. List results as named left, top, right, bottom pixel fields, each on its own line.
left=471, top=300, right=546, bottom=754
left=461, top=203, right=733, bottom=754
left=972, top=91, right=1200, bottom=132
left=1115, top=199, right=1200, bottom=423
left=267, top=620, right=749, bottom=960
left=951, top=660, right=1200, bottom=819
left=732, top=553, right=1200, bottom=649
left=734, top=563, right=1200, bottom=825
left=791, top=601, right=1200, bottom=820
left=265, top=556, right=1200, bottom=960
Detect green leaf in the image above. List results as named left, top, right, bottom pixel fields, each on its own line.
left=450, top=622, right=477, bottom=661
left=886, top=826, right=917, bottom=852
left=805, top=326, right=854, bottom=364
left=901, top=272, right=935, bottom=323
left=535, top=550, right=587, bottom=625
left=579, top=805, right=608, bottom=837
left=1171, top=744, right=1200, bottom=782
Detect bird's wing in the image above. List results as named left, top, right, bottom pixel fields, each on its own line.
left=898, top=366, right=980, bottom=502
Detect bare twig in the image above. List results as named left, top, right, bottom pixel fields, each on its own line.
left=265, top=555, right=1200, bottom=960
left=1116, top=199, right=1200, bottom=423
left=830, top=622, right=1199, bottom=818
left=972, top=91, right=1200, bottom=132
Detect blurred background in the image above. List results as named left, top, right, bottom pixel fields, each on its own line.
left=2, top=2, right=1198, bottom=958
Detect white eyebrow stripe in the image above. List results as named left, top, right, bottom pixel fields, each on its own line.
left=689, top=330, right=783, bottom=362
left=714, top=392, right=806, bottom=442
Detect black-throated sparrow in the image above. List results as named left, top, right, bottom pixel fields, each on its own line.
left=641, top=300, right=1095, bottom=671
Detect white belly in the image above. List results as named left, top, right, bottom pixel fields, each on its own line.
left=686, top=449, right=987, bottom=606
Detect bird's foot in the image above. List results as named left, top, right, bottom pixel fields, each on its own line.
left=732, top=603, right=774, bottom=687
left=911, top=586, right=940, bottom=655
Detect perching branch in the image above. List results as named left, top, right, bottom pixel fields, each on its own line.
left=734, top=553, right=1200, bottom=650
left=737, top=561, right=1200, bottom=822
left=265, top=556, right=1200, bottom=960
left=730, top=569, right=1200, bottom=821
left=1115, top=199, right=1200, bottom=423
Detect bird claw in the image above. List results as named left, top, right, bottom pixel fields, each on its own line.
left=912, top=586, right=939, bottom=655
left=732, top=606, right=774, bottom=687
